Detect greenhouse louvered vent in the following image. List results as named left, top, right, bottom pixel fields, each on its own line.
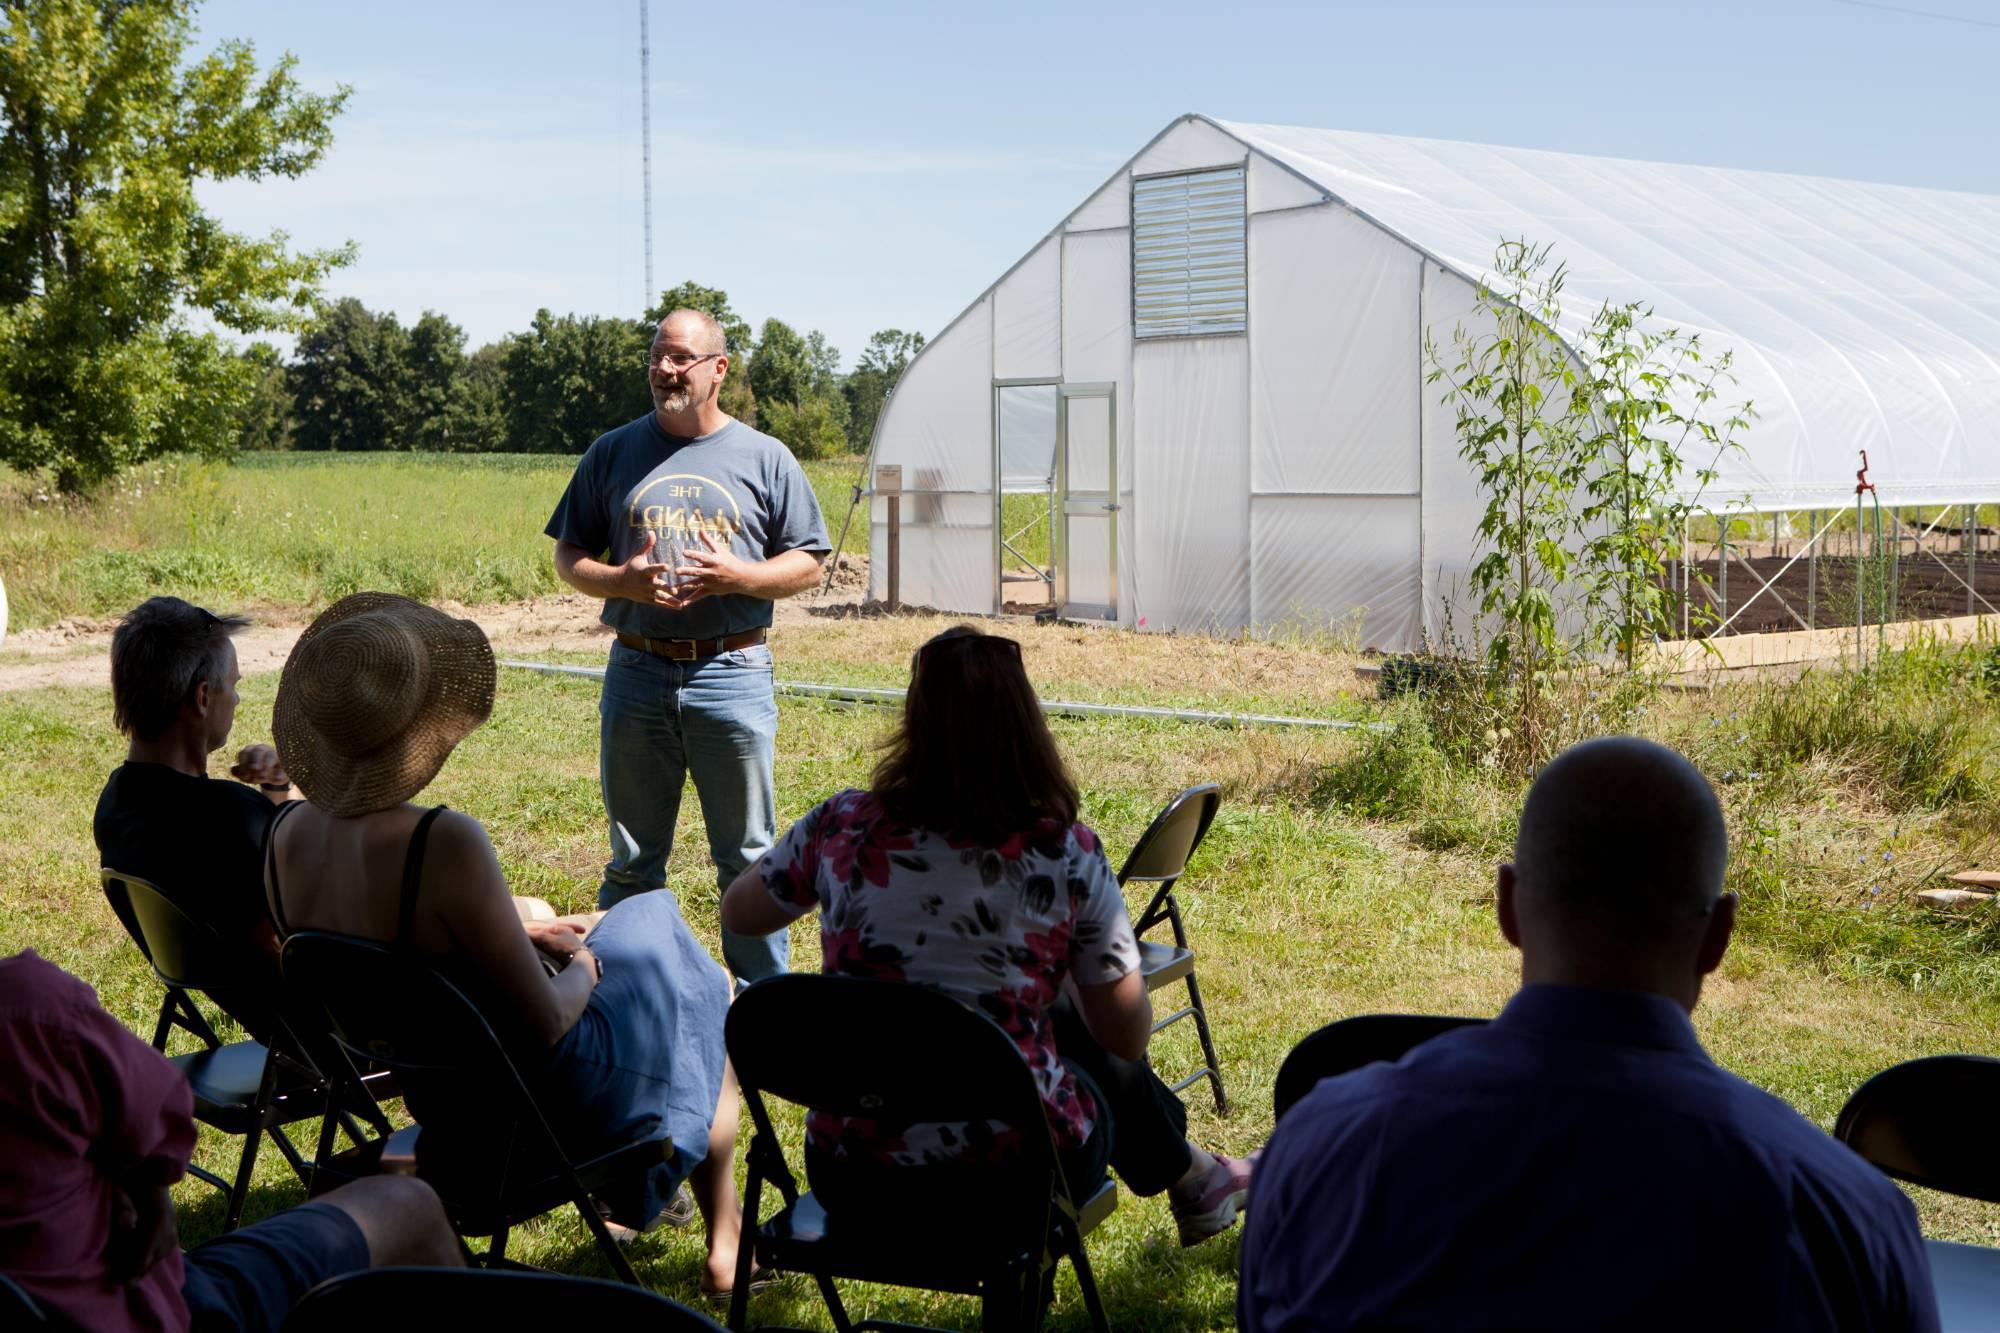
left=1132, top=165, right=1247, bottom=337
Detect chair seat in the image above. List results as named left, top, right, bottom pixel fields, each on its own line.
left=755, top=1178, right=1116, bottom=1294
left=325, top=1124, right=674, bottom=1235
left=1136, top=938, right=1194, bottom=989
left=170, top=1041, right=324, bottom=1130
left=1928, top=1240, right=2000, bottom=1332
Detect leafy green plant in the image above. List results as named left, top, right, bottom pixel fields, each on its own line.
left=1425, top=239, right=1751, bottom=772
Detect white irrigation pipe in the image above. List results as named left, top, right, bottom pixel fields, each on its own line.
left=495, top=659, right=1378, bottom=732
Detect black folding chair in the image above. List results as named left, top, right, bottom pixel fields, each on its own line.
left=0, top=1274, right=50, bottom=1328
left=102, top=869, right=387, bottom=1231
left=1117, top=783, right=1227, bottom=1113
left=1835, top=1055, right=2000, bottom=1203
left=1836, top=1056, right=2000, bottom=1328
left=283, top=1267, right=724, bottom=1330
left=726, top=974, right=1118, bottom=1332
left=1274, top=1014, right=1487, bottom=1120
left=279, top=929, right=670, bottom=1285
left=100, top=866, right=224, bottom=1052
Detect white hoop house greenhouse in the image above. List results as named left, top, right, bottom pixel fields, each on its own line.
left=859, top=113, right=2000, bottom=651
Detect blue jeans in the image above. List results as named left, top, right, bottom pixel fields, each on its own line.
left=598, top=639, right=788, bottom=983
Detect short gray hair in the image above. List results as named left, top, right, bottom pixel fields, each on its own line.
left=657, top=308, right=727, bottom=357
left=110, top=597, right=249, bottom=738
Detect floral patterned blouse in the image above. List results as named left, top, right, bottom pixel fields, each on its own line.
left=757, top=788, right=1141, bottom=1163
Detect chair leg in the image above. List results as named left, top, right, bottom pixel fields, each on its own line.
left=1070, top=1235, right=1111, bottom=1333
left=1182, top=971, right=1228, bottom=1115
left=486, top=1223, right=509, bottom=1268
left=815, top=1273, right=855, bottom=1333
left=223, top=1113, right=263, bottom=1231
left=573, top=1192, right=642, bottom=1286
left=981, top=1259, right=1041, bottom=1332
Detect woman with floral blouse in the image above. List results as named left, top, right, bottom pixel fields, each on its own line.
left=721, top=624, right=1252, bottom=1247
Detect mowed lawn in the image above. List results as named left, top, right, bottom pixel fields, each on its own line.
left=4, top=454, right=2000, bottom=1327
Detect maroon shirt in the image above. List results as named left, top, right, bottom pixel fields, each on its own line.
left=0, top=951, right=196, bottom=1333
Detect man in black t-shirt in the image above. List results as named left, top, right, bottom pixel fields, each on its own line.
left=92, top=598, right=298, bottom=1009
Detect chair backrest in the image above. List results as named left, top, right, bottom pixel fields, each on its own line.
left=1274, top=1014, right=1487, bottom=1121
left=1117, top=783, right=1221, bottom=887
left=727, top=974, right=1053, bottom=1142
left=1834, top=1055, right=2000, bottom=1203
left=103, top=869, right=241, bottom=993
left=0, top=1273, right=50, bottom=1328
left=279, top=929, right=515, bottom=1079
left=282, top=1266, right=724, bottom=1331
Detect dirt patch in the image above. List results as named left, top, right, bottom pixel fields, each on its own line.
left=0, top=553, right=872, bottom=694
left=1676, top=552, right=2000, bottom=636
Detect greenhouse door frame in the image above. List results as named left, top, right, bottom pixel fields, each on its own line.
left=992, top=377, right=1060, bottom=615
left=1056, top=382, right=1119, bottom=623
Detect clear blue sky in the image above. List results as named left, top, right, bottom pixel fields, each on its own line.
left=193, top=0, right=2000, bottom=370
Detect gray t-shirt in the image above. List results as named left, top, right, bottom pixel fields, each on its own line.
left=544, top=413, right=830, bottom=642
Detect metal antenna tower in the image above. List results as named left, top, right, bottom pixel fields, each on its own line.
left=639, top=0, right=654, bottom=309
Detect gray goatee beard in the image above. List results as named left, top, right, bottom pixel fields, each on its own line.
left=654, top=383, right=693, bottom=414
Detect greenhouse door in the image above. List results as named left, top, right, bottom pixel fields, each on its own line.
left=1056, top=384, right=1117, bottom=622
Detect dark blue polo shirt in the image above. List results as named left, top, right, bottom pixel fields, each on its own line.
left=1239, top=985, right=1938, bottom=1332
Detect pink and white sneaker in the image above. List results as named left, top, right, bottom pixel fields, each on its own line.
left=1170, top=1152, right=1254, bottom=1247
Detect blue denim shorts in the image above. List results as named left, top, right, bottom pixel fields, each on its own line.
left=182, top=1200, right=369, bottom=1332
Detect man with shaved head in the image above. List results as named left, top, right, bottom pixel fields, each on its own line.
left=1240, top=737, right=1936, bottom=1331
left=548, top=308, right=828, bottom=988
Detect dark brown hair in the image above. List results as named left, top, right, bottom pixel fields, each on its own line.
left=871, top=624, right=1079, bottom=843
left=110, top=597, right=249, bottom=739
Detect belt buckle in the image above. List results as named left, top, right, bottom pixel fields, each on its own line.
left=661, top=638, right=696, bottom=661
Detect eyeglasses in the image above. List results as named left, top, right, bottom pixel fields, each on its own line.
left=646, top=351, right=722, bottom=373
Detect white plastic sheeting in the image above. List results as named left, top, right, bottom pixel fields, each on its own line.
left=1223, top=118, right=2000, bottom=511
left=1250, top=206, right=1421, bottom=495
left=994, top=236, right=1061, bottom=381
left=1133, top=337, right=1251, bottom=634
left=1252, top=496, right=1421, bottom=646
left=866, top=296, right=993, bottom=610
left=998, top=384, right=1057, bottom=490
left=864, top=112, right=2000, bottom=650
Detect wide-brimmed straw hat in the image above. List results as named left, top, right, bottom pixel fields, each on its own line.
left=274, top=592, right=494, bottom=817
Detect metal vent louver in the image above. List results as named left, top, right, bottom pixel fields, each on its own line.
left=1132, top=165, right=1247, bottom=338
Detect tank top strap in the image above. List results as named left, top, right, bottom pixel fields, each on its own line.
left=397, top=805, right=450, bottom=949
left=263, top=799, right=307, bottom=939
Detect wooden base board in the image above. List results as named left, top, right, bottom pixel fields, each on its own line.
left=1643, top=613, right=2000, bottom=674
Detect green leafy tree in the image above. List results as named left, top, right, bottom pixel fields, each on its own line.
left=748, top=318, right=851, bottom=459
left=442, top=339, right=508, bottom=452
left=400, top=310, right=466, bottom=451
left=234, top=341, right=291, bottom=451
left=760, top=395, right=849, bottom=462
left=746, top=317, right=810, bottom=408
left=0, top=0, right=351, bottom=489
left=288, top=298, right=409, bottom=451
left=645, top=280, right=754, bottom=423
left=843, top=327, right=925, bottom=451
left=501, top=308, right=650, bottom=454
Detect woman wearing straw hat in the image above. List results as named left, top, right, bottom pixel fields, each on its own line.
left=264, top=592, right=753, bottom=1296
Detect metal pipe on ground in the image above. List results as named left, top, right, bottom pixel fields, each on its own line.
left=494, top=659, right=1377, bottom=731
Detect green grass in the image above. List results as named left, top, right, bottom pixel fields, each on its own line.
left=8, top=644, right=2000, bottom=1326
left=5, top=452, right=2000, bottom=1326
left=0, top=452, right=870, bottom=632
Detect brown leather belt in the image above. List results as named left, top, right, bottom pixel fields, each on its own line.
left=615, top=628, right=766, bottom=661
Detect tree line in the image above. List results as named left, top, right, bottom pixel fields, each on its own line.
left=242, top=281, right=924, bottom=460
left=0, top=1, right=919, bottom=490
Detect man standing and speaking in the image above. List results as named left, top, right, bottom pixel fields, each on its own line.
left=547, top=308, right=828, bottom=984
